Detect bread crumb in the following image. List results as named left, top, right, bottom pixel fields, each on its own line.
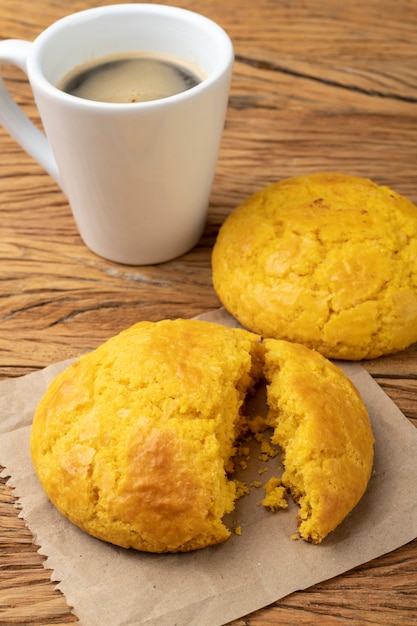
left=264, top=476, right=282, bottom=490
left=261, top=476, right=288, bottom=511
left=247, top=415, right=267, bottom=434
left=250, top=481, right=262, bottom=488
left=260, top=439, right=278, bottom=458
left=234, top=480, right=250, bottom=499
left=258, top=452, right=269, bottom=462
left=234, top=526, right=242, bottom=536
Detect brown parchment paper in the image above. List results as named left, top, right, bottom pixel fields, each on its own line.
left=1, top=307, right=417, bottom=626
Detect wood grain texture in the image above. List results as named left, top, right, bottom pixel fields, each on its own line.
left=0, top=0, right=416, bottom=623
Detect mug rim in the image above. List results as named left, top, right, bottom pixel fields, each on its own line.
left=27, top=3, right=234, bottom=110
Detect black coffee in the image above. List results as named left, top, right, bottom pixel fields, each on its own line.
left=57, top=52, right=202, bottom=103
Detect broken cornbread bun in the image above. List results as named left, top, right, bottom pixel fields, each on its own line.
left=30, top=319, right=374, bottom=551
left=212, top=173, right=417, bottom=360
left=30, top=319, right=263, bottom=553
left=264, top=339, right=375, bottom=543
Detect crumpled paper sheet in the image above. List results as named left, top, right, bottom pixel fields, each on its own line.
left=1, top=308, right=417, bottom=626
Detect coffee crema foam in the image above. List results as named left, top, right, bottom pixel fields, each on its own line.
left=57, top=52, right=203, bottom=104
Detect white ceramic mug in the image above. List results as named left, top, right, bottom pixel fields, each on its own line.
left=0, top=4, right=234, bottom=264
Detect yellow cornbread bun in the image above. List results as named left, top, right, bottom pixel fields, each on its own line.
left=31, top=318, right=374, bottom=551
left=264, top=339, right=374, bottom=544
left=31, top=319, right=263, bottom=553
left=212, top=173, right=417, bottom=360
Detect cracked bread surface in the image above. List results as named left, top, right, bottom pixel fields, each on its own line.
left=212, top=172, right=417, bottom=359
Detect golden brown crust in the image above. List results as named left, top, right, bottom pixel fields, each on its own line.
left=212, top=173, right=417, bottom=360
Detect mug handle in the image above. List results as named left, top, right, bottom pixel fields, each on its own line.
left=0, top=39, right=62, bottom=186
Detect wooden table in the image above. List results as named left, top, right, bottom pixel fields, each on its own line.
left=1, top=0, right=416, bottom=624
